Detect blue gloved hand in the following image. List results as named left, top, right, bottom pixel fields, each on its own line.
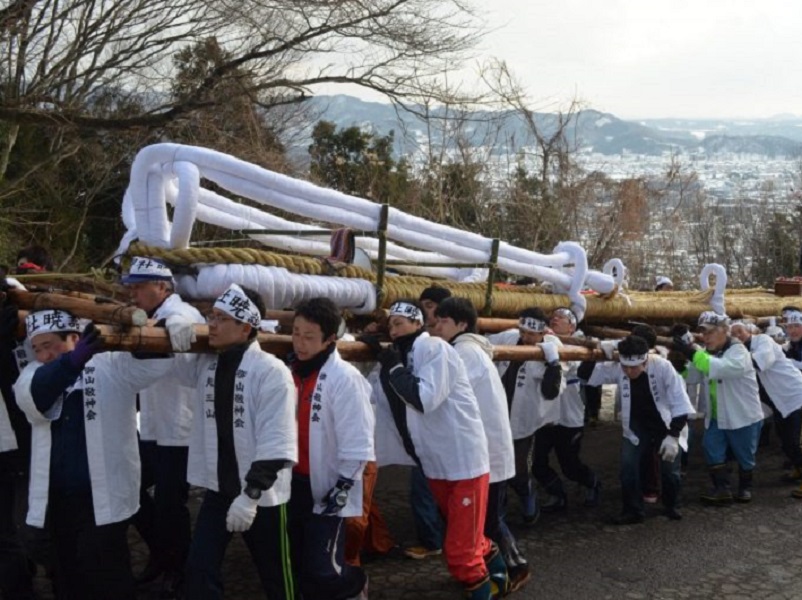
left=321, top=477, right=354, bottom=516
left=68, top=323, right=103, bottom=370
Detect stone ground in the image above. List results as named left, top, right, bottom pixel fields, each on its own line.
left=34, top=400, right=802, bottom=600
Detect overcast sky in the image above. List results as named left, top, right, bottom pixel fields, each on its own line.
left=477, top=0, right=801, bottom=119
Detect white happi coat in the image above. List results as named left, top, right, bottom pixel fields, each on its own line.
left=305, top=349, right=375, bottom=518
left=373, top=332, right=489, bottom=481
left=139, top=294, right=205, bottom=446
left=749, top=334, right=802, bottom=418
left=488, top=329, right=567, bottom=440
left=0, top=339, right=35, bottom=452
left=588, top=355, right=694, bottom=449
left=699, top=341, right=764, bottom=430
left=177, top=341, right=297, bottom=507
left=14, top=354, right=172, bottom=527
left=452, top=333, right=515, bottom=484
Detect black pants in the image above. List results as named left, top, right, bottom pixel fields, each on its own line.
left=288, top=475, right=366, bottom=600
left=484, top=481, right=526, bottom=570
left=48, top=487, right=134, bottom=600
left=133, top=440, right=190, bottom=574
left=509, top=435, right=535, bottom=501
left=533, top=425, right=595, bottom=489
left=185, top=490, right=294, bottom=600
left=0, top=453, right=34, bottom=599
left=583, top=384, right=602, bottom=421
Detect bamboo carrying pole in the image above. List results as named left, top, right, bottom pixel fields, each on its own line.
left=8, top=290, right=147, bottom=327
left=62, top=324, right=607, bottom=362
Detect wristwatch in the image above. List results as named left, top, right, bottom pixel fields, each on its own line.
left=244, top=485, right=262, bottom=500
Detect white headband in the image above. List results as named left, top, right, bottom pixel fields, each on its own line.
left=785, top=311, right=802, bottom=326
left=619, top=353, right=648, bottom=367
left=551, top=308, right=577, bottom=327
left=519, top=316, right=547, bottom=333
left=122, top=256, right=174, bottom=284
left=213, top=284, right=261, bottom=328
left=26, top=309, right=82, bottom=339
left=389, top=301, right=424, bottom=324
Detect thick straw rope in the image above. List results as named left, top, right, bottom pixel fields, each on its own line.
left=125, top=244, right=800, bottom=321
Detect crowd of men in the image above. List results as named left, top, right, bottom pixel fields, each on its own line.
left=2, top=249, right=802, bottom=600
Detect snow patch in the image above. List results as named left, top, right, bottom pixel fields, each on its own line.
left=595, top=117, right=612, bottom=127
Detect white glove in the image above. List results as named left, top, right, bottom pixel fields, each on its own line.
left=226, top=493, right=259, bottom=533
left=539, top=341, right=559, bottom=364
left=165, top=315, right=197, bottom=352
left=599, top=340, right=619, bottom=360
left=659, top=435, right=680, bottom=463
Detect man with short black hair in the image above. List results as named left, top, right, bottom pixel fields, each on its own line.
left=488, top=307, right=564, bottom=525
left=288, top=297, right=374, bottom=600
left=13, top=310, right=185, bottom=599
left=579, top=335, right=694, bottom=524
left=366, top=300, right=501, bottom=599
left=398, top=286, right=453, bottom=560
left=434, top=297, right=527, bottom=593
left=179, top=284, right=298, bottom=600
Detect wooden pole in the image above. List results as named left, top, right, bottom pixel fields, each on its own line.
left=72, top=325, right=607, bottom=362
left=8, top=290, right=147, bottom=327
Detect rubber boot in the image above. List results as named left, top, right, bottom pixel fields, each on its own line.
left=583, top=474, right=602, bottom=508
left=464, top=577, right=493, bottom=600
left=540, top=477, right=567, bottom=513
left=735, top=468, right=753, bottom=503
left=700, top=464, right=733, bottom=505
left=484, top=544, right=510, bottom=598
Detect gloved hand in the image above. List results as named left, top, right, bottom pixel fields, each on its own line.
left=225, top=492, right=259, bottom=532
left=377, top=346, right=402, bottom=371
left=659, top=435, right=680, bottom=462
left=357, top=334, right=383, bottom=356
left=599, top=340, right=619, bottom=360
left=165, top=314, right=196, bottom=352
left=539, top=341, right=559, bottom=364
left=321, top=477, right=354, bottom=516
left=672, top=335, right=697, bottom=361
left=667, top=350, right=688, bottom=374
left=68, top=323, right=104, bottom=370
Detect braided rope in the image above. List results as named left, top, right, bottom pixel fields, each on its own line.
left=125, top=244, right=798, bottom=320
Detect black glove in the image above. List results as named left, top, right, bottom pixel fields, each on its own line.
left=357, top=334, right=383, bottom=356
left=672, top=335, right=696, bottom=361
left=377, top=346, right=402, bottom=371
left=667, top=350, right=688, bottom=374
left=68, top=323, right=104, bottom=369
left=321, top=476, right=354, bottom=516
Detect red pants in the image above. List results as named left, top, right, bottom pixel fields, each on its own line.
left=428, top=473, right=491, bottom=585
left=344, top=462, right=395, bottom=566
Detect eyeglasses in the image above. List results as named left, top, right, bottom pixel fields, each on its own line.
left=206, top=313, right=235, bottom=325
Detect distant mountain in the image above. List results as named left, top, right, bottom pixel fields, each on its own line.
left=299, top=95, right=802, bottom=159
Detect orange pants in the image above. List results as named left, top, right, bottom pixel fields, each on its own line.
left=344, top=462, right=395, bottom=566
left=428, top=473, right=491, bottom=585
